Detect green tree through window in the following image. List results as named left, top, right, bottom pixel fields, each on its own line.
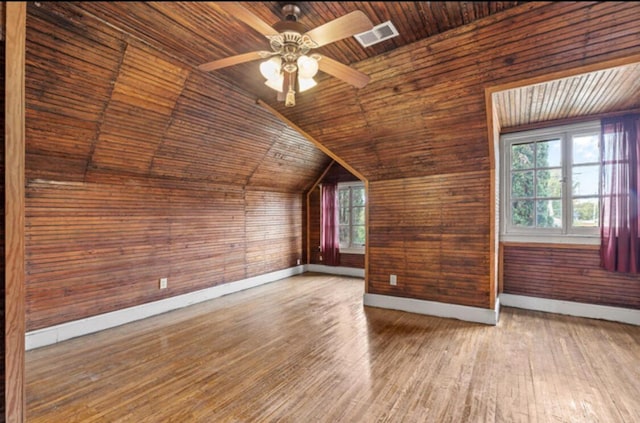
left=502, top=120, right=601, bottom=240
left=510, top=139, right=562, bottom=229
left=338, top=182, right=365, bottom=251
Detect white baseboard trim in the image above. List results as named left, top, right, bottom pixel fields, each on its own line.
left=305, top=264, right=365, bottom=278
left=500, top=293, right=640, bottom=326
left=26, top=266, right=305, bottom=350
left=363, top=293, right=500, bottom=325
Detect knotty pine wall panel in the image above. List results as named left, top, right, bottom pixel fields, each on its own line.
left=368, top=171, right=490, bottom=308
left=25, top=180, right=303, bottom=331
left=502, top=244, right=640, bottom=309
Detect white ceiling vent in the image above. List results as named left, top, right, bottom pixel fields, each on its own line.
left=354, top=21, right=399, bottom=48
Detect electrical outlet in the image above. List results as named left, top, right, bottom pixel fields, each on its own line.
left=159, top=277, right=168, bottom=289
left=296, top=258, right=301, bottom=266
left=390, top=274, right=397, bottom=286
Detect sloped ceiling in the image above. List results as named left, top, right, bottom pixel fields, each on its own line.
left=22, top=1, right=524, bottom=190
left=21, top=1, right=640, bottom=189
left=494, top=62, right=640, bottom=130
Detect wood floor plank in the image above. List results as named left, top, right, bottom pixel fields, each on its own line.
left=26, top=273, right=640, bottom=422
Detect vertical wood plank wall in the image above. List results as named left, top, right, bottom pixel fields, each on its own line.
left=502, top=244, right=640, bottom=309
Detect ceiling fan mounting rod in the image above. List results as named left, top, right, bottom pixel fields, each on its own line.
left=282, top=4, right=301, bottom=21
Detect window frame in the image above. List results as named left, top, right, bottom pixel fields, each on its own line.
left=337, top=181, right=366, bottom=254
left=500, top=120, right=601, bottom=245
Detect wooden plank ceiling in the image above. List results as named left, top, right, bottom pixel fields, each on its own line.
left=494, top=62, right=640, bottom=130
left=22, top=2, right=640, bottom=187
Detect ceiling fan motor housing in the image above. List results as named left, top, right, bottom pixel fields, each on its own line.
left=269, top=4, right=317, bottom=74
left=273, top=4, right=306, bottom=34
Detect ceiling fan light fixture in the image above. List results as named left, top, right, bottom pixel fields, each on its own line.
left=198, top=4, right=374, bottom=107
left=297, top=55, right=319, bottom=79
left=264, top=74, right=284, bottom=92
left=298, top=76, right=317, bottom=93
left=264, top=74, right=284, bottom=93
left=259, top=56, right=282, bottom=81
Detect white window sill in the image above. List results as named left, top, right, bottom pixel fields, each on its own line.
left=500, top=234, right=600, bottom=246
left=340, top=248, right=365, bottom=255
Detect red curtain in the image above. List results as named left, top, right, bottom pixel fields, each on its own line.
left=321, top=183, right=340, bottom=266
left=600, top=114, right=640, bottom=273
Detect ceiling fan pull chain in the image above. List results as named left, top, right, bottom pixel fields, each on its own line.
left=285, top=72, right=296, bottom=107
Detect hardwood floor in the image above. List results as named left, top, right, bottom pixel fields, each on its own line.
left=26, top=273, right=640, bottom=422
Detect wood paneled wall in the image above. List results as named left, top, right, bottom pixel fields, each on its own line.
left=25, top=179, right=303, bottom=331
left=339, top=253, right=365, bottom=269
left=22, top=1, right=320, bottom=333
left=368, top=172, right=490, bottom=308
left=502, top=244, right=640, bottom=309
left=289, top=2, right=640, bottom=310
left=245, top=189, right=303, bottom=275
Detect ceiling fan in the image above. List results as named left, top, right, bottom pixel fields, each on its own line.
left=198, top=2, right=374, bottom=107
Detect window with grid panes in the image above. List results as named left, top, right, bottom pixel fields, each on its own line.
left=338, top=182, right=366, bottom=253
left=501, top=121, right=601, bottom=244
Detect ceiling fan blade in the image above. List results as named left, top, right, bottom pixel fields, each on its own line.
left=217, top=2, right=279, bottom=38
left=305, top=11, right=374, bottom=47
left=317, top=56, right=370, bottom=89
left=198, top=51, right=265, bottom=72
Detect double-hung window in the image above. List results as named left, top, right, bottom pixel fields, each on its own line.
left=501, top=120, right=601, bottom=244
left=338, top=182, right=366, bottom=253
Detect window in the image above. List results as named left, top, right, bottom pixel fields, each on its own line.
left=338, top=182, right=366, bottom=253
left=501, top=121, right=601, bottom=243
